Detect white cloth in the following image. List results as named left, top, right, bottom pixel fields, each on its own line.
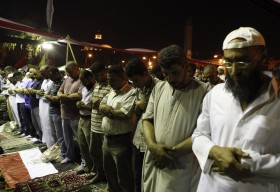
left=192, top=82, right=280, bottom=192
left=15, top=77, right=32, bottom=103
left=79, top=86, right=94, bottom=116
left=19, top=147, right=58, bottom=178
left=7, top=83, right=21, bottom=126
left=39, top=79, right=56, bottom=147
left=218, top=74, right=226, bottom=81
left=142, top=80, right=206, bottom=192
left=1, top=79, right=12, bottom=95
left=9, top=94, right=21, bottom=126
left=101, top=83, right=136, bottom=135
left=15, top=81, right=24, bottom=103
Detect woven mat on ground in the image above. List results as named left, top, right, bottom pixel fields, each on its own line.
left=14, top=169, right=99, bottom=192
left=75, top=181, right=107, bottom=192
left=50, top=162, right=108, bottom=191
left=0, top=147, right=58, bottom=189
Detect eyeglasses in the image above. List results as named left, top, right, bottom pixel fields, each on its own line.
left=223, top=61, right=250, bottom=69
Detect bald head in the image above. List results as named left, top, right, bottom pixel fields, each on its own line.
left=65, top=61, right=80, bottom=80
left=203, top=65, right=221, bottom=85
left=203, top=65, right=217, bottom=75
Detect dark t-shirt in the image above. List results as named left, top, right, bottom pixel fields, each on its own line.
left=49, top=78, right=64, bottom=114
left=29, top=78, right=44, bottom=109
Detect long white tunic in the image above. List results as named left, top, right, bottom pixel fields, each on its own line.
left=7, top=84, right=21, bottom=126
left=192, top=81, right=280, bottom=192
left=39, top=79, right=55, bottom=147
left=142, top=80, right=206, bottom=192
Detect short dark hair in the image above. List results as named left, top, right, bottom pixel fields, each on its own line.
left=90, top=61, right=107, bottom=73
left=47, top=66, right=60, bottom=75
left=12, top=71, right=22, bottom=78
left=107, top=65, right=124, bottom=78
left=80, top=69, right=93, bottom=79
left=158, top=44, right=187, bottom=68
left=125, top=58, right=148, bottom=77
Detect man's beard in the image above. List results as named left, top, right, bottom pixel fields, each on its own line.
left=170, top=69, right=190, bottom=90
left=225, top=69, right=263, bottom=104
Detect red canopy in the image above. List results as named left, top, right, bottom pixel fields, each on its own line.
left=0, top=17, right=221, bottom=66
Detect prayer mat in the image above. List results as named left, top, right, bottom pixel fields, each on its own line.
left=76, top=181, right=107, bottom=192
left=0, top=137, right=33, bottom=150
left=53, top=161, right=79, bottom=172
left=0, top=148, right=58, bottom=189
left=14, top=170, right=94, bottom=192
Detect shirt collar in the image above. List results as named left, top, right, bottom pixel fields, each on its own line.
left=114, top=82, right=131, bottom=95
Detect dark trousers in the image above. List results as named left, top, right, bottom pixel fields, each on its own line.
left=89, top=131, right=104, bottom=170
left=133, top=145, right=144, bottom=192
left=17, top=103, right=32, bottom=135
left=103, top=133, right=134, bottom=192
left=31, top=107, right=42, bottom=140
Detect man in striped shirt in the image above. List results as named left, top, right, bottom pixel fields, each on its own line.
left=88, top=61, right=111, bottom=183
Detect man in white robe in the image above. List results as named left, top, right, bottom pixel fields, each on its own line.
left=142, top=45, right=206, bottom=192
left=38, top=65, right=55, bottom=148
left=192, top=27, right=280, bottom=191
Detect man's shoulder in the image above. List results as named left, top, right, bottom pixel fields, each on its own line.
left=154, top=80, right=167, bottom=89
left=205, top=83, right=228, bottom=101
left=153, top=77, right=163, bottom=84
left=190, top=79, right=209, bottom=92
left=210, top=82, right=225, bottom=92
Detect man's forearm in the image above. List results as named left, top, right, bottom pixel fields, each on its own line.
left=143, top=119, right=156, bottom=151
left=111, top=109, right=129, bottom=119
left=169, top=137, right=193, bottom=158
left=57, top=91, right=63, bottom=97
left=83, top=101, right=93, bottom=110
left=68, top=93, right=82, bottom=100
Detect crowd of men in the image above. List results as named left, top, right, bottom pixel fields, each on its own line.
left=0, top=26, right=280, bottom=192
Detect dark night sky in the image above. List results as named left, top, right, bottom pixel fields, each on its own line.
left=1, top=0, right=280, bottom=59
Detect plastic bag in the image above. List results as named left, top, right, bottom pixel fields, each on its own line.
left=40, top=140, right=61, bottom=163
left=0, top=121, right=18, bottom=133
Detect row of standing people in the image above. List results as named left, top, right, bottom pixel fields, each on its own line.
left=120, top=27, right=280, bottom=192
left=2, top=26, right=280, bottom=192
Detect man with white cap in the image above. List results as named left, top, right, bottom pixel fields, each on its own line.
left=192, top=27, right=280, bottom=191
